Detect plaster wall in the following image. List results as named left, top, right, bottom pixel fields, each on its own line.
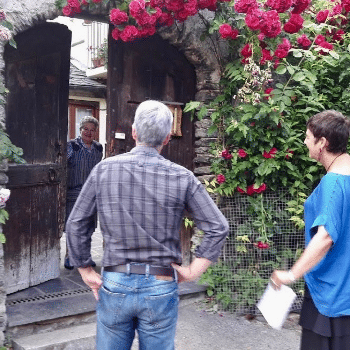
left=0, top=0, right=227, bottom=344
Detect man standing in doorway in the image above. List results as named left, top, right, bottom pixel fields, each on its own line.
left=66, top=100, right=229, bottom=350
left=64, top=116, right=103, bottom=269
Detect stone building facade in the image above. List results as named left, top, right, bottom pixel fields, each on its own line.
left=0, top=0, right=228, bottom=344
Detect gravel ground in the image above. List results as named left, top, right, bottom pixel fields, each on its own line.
left=130, top=302, right=301, bottom=350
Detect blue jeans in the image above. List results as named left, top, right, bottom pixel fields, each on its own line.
left=96, top=266, right=179, bottom=350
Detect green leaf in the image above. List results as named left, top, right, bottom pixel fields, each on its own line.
left=275, top=65, right=286, bottom=75
left=293, top=72, right=305, bottom=82
left=184, top=101, right=200, bottom=112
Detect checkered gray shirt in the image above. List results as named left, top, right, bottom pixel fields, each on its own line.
left=66, top=146, right=229, bottom=268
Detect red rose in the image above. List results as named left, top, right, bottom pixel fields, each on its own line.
left=255, top=183, right=267, bottom=193
left=315, top=34, right=325, bottom=45
left=129, top=0, right=146, bottom=18
left=234, top=0, right=259, bottom=13
left=264, top=88, right=273, bottom=99
left=259, top=10, right=282, bottom=38
left=291, top=0, right=310, bottom=14
left=316, top=10, right=329, bottom=23
left=159, top=12, right=174, bottom=26
left=138, top=25, right=156, bottom=38
left=237, top=187, right=246, bottom=194
left=274, top=38, right=291, bottom=58
left=260, top=49, right=273, bottom=65
left=270, top=147, right=278, bottom=156
left=258, top=33, right=265, bottom=41
left=68, top=0, right=81, bottom=10
left=266, top=0, right=292, bottom=12
left=343, top=0, right=350, bottom=12
left=319, top=41, right=334, bottom=55
left=238, top=149, right=248, bottom=158
left=221, top=149, right=233, bottom=159
left=241, top=43, right=252, bottom=58
left=273, top=59, right=280, bottom=69
left=219, top=24, right=234, bottom=39
left=257, top=241, right=270, bottom=249
left=274, top=49, right=288, bottom=59
left=331, top=4, right=342, bottom=16
left=279, top=38, right=291, bottom=51
left=217, top=174, right=226, bottom=184
left=246, top=185, right=255, bottom=196
left=285, top=149, right=294, bottom=159
left=263, top=147, right=277, bottom=158
left=198, top=0, right=217, bottom=11
left=245, top=8, right=263, bottom=31
left=111, top=28, right=122, bottom=41
left=250, top=122, right=256, bottom=126
left=120, top=25, right=139, bottom=42
left=297, top=34, right=311, bottom=49
left=333, top=29, right=345, bottom=42
left=62, top=5, right=74, bottom=16
left=283, top=13, right=304, bottom=34
left=110, top=9, right=129, bottom=25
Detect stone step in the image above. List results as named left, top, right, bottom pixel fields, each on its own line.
left=12, top=323, right=96, bottom=350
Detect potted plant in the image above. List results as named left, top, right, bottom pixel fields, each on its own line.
left=92, top=39, right=108, bottom=68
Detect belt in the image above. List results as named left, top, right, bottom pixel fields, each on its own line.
left=104, top=264, right=174, bottom=277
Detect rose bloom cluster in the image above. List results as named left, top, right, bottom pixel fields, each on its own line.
left=262, top=147, right=277, bottom=159
left=221, top=149, right=233, bottom=159
left=220, top=0, right=350, bottom=65
left=63, top=0, right=230, bottom=42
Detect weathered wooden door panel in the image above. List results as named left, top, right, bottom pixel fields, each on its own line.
left=4, top=23, right=71, bottom=293
left=107, top=33, right=196, bottom=170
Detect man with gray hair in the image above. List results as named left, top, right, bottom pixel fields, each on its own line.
left=66, top=100, right=229, bottom=350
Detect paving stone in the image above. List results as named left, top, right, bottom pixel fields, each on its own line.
left=12, top=323, right=96, bottom=350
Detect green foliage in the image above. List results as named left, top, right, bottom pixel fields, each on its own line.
left=199, top=261, right=235, bottom=309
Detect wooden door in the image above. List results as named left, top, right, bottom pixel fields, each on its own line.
left=3, top=23, right=71, bottom=293
left=107, top=33, right=196, bottom=265
left=106, top=33, right=196, bottom=170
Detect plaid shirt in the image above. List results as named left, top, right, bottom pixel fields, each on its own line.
left=66, top=146, right=229, bottom=268
left=67, top=136, right=103, bottom=190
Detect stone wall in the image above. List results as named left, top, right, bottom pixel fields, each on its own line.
left=0, top=0, right=227, bottom=344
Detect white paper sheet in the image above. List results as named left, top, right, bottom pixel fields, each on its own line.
left=257, top=283, right=297, bottom=330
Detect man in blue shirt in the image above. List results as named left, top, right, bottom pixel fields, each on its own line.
left=64, top=116, right=103, bottom=269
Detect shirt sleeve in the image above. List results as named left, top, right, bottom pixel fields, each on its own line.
left=310, top=176, right=343, bottom=244
left=185, top=175, right=229, bottom=262
left=66, top=166, right=98, bottom=267
left=67, top=141, right=73, bottom=161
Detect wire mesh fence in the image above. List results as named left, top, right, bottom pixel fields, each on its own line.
left=199, top=189, right=305, bottom=315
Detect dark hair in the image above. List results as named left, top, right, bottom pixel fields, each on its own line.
left=306, top=110, right=350, bottom=153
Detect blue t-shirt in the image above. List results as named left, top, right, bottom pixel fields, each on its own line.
left=304, top=173, right=350, bottom=317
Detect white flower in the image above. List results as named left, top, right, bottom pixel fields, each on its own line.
left=0, top=26, right=12, bottom=41
left=0, top=188, right=10, bottom=206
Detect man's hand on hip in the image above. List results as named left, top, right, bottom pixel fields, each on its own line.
left=172, top=257, right=211, bottom=283
left=78, top=266, right=103, bottom=300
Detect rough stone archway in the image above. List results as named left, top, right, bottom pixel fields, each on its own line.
left=0, top=0, right=227, bottom=344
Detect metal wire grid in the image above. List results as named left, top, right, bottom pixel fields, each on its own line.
left=214, top=190, right=305, bottom=314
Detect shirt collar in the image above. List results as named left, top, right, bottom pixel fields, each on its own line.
left=77, top=136, right=95, bottom=150
left=130, top=145, right=161, bottom=157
